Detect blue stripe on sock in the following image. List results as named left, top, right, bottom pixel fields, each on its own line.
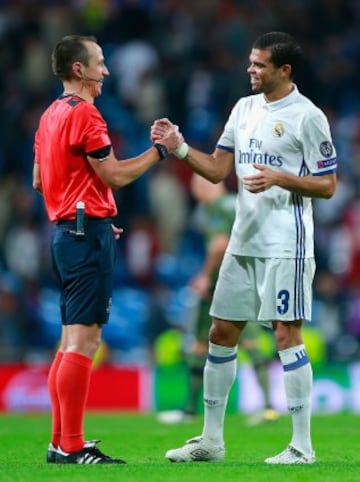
left=207, top=353, right=237, bottom=364
left=283, top=353, right=309, bottom=371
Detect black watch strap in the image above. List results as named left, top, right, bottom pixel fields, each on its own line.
left=153, top=143, right=168, bottom=160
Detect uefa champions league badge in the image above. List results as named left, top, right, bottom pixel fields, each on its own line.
left=319, top=141, right=334, bottom=158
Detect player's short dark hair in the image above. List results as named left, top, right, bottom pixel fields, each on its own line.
left=252, top=32, right=303, bottom=79
left=51, top=35, right=98, bottom=81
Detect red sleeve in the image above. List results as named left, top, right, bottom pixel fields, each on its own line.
left=68, top=102, right=111, bottom=154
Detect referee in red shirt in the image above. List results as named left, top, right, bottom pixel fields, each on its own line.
left=33, top=34, right=182, bottom=465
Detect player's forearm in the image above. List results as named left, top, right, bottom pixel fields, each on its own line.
left=182, top=147, right=229, bottom=184
left=202, top=235, right=229, bottom=277
left=201, top=255, right=220, bottom=279
left=276, top=171, right=336, bottom=199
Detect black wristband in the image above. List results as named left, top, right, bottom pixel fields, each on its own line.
left=153, top=143, right=168, bottom=160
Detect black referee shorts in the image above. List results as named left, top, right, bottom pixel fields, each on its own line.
left=51, top=218, right=116, bottom=326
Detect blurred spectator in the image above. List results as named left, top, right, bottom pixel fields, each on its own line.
left=109, top=40, right=160, bottom=112
left=3, top=186, right=42, bottom=282
left=0, top=272, right=27, bottom=362
left=148, top=162, right=189, bottom=253
left=125, top=215, right=161, bottom=288
left=0, top=0, right=359, bottom=363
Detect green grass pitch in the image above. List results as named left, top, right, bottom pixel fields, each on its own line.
left=1, top=412, right=359, bottom=482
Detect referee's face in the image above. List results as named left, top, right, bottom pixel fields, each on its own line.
left=81, top=41, right=109, bottom=98
left=247, top=48, right=289, bottom=100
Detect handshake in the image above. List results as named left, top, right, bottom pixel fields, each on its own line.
left=151, top=118, right=189, bottom=160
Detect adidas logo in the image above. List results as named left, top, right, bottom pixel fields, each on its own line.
left=77, top=453, right=102, bottom=464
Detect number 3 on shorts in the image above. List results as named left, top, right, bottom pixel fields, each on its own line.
left=277, top=289, right=290, bottom=315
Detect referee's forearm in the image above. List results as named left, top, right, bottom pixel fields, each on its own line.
left=99, top=148, right=161, bottom=190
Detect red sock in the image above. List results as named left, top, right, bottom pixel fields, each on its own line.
left=48, top=351, right=64, bottom=447
left=57, top=352, right=92, bottom=453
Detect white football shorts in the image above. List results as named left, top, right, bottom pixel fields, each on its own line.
left=210, top=252, right=316, bottom=326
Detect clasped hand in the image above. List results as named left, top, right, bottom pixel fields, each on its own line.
left=151, top=118, right=183, bottom=150
left=242, top=164, right=278, bottom=193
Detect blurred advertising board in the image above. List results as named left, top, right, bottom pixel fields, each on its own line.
left=0, top=362, right=359, bottom=413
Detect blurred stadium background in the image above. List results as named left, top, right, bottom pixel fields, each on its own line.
left=0, top=0, right=359, bottom=414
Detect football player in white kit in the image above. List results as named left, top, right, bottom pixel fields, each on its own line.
left=151, top=31, right=337, bottom=465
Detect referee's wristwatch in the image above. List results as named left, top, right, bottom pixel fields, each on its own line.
left=153, top=143, right=168, bottom=160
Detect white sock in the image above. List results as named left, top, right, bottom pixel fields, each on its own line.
left=278, top=344, right=313, bottom=455
left=202, top=342, right=237, bottom=446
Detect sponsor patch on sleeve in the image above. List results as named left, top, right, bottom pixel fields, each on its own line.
left=317, top=157, right=337, bottom=169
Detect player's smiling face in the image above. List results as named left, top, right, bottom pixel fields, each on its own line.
left=247, top=48, right=285, bottom=98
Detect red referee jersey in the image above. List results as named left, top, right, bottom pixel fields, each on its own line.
left=34, top=95, right=117, bottom=222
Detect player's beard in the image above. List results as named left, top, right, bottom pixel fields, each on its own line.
left=251, top=78, right=278, bottom=97
left=250, top=77, right=262, bottom=93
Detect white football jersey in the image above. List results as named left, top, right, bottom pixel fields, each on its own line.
left=217, top=85, right=337, bottom=258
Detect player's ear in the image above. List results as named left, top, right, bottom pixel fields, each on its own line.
left=281, top=64, right=292, bottom=78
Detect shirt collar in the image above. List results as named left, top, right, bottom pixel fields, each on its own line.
left=261, top=84, right=299, bottom=111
